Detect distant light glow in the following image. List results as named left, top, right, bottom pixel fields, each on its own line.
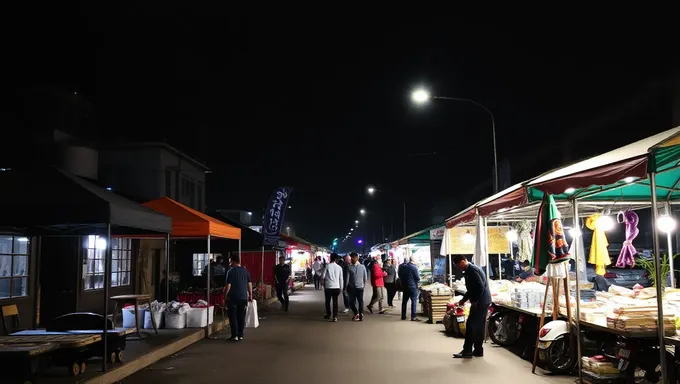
left=247, top=212, right=252, bottom=216
left=505, top=229, right=518, bottom=242
left=96, top=237, right=107, bottom=250
left=288, top=206, right=292, bottom=209
left=360, top=209, right=366, bottom=215
left=463, top=231, right=474, bottom=244
left=624, top=177, right=636, bottom=183
left=355, top=220, right=359, bottom=224
left=658, top=215, right=677, bottom=233
left=357, top=239, right=363, bottom=244
left=106, top=187, right=113, bottom=191
left=564, top=187, right=576, bottom=194
left=367, top=187, right=376, bottom=194
left=17, top=237, right=29, bottom=242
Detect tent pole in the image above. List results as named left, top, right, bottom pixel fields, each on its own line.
left=165, top=234, right=170, bottom=303
left=665, top=203, right=675, bottom=288
left=102, top=224, right=112, bottom=372
left=206, top=235, right=211, bottom=337
left=483, top=217, right=490, bottom=279
left=650, top=172, right=668, bottom=384
left=572, top=199, right=583, bottom=384
left=447, top=229, right=453, bottom=287
left=261, top=245, right=265, bottom=288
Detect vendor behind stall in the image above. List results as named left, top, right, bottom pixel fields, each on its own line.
left=515, top=260, right=536, bottom=282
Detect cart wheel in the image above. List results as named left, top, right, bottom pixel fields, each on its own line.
left=116, top=350, right=124, bottom=363
left=110, top=352, right=117, bottom=364
left=70, top=362, right=81, bottom=377
left=80, top=362, right=87, bottom=374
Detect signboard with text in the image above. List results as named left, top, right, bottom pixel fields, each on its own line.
left=263, top=187, right=292, bottom=246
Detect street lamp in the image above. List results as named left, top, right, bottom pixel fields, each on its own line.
left=355, top=220, right=359, bottom=224
left=410, top=87, right=499, bottom=193
left=367, top=186, right=376, bottom=194
left=360, top=209, right=366, bottom=215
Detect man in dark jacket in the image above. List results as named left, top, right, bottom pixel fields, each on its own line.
left=340, top=255, right=351, bottom=313
left=397, top=257, right=420, bottom=321
left=274, top=256, right=291, bottom=311
left=452, top=255, right=491, bottom=358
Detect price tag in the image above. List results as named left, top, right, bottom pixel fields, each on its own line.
left=456, top=316, right=465, bottom=322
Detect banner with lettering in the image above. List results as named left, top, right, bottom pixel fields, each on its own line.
left=263, top=187, right=293, bottom=246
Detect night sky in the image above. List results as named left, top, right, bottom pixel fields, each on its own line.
left=3, top=5, right=677, bottom=248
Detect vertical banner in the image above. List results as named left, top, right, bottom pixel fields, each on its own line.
left=263, top=187, right=293, bottom=246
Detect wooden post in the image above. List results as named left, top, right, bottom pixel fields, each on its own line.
left=532, top=278, right=552, bottom=373
left=563, top=263, right=574, bottom=355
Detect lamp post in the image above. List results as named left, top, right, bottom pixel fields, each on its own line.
left=411, top=88, right=499, bottom=193
left=366, top=186, right=407, bottom=237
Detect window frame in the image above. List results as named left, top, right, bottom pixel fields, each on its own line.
left=82, top=235, right=133, bottom=291
left=0, top=235, right=30, bottom=300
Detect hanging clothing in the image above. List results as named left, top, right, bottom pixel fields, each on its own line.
left=569, top=231, right=588, bottom=283
left=473, top=219, right=488, bottom=267
left=586, top=213, right=611, bottom=276
left=616, top=210, right=639, bottom=268
left=515, top=220, right=533, bottom=262
left=532, top=194, right=570, bottom=278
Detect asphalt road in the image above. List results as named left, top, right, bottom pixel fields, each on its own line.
left=123, top=285, right=573, bottom=384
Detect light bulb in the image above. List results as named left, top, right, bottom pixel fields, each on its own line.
left=463, top=231, right=474, bottom=244
left=568, top=227, right=581, bottom=238
left=657, top=215, right=677, bottom=233
left=564, top=187, right=576, bottom=194
left=596, top=215, right=615, bottom=232
left=505, top=229, right=518, bottom=242
left=95, top=237, right=107, bottom=250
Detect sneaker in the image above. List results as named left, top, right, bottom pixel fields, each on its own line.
left=366, top=306, right=373, bottom=314
left=228, top=337, right=239, bottom=342
left=333, top=318, right=338, bottom=322
left=343, top=308, right=350, bottom=313
left=353, top=314, right=361, bottom=321
left=323, top=314, right=331, bottom=320
left=453, top=351, right=473, bottom=359
left=378, top=309, right=387, bottom=314
left=238, top=336, right=244, bottom=341
left=411, top=318, right=421, bottom=322
left=359, top=314, right=364, bottom=321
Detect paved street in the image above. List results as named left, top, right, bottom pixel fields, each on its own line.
left=124, top=286, right=573, bottom=384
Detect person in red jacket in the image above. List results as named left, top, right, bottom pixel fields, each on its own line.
left=367, top=256, right=388, bottom=314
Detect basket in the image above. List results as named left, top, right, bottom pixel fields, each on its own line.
left=186, top=306, right=215, bottom=328
left=164, top=312, right=186, bottom=329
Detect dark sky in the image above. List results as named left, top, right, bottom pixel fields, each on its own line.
left=3, top=5, right=677, bottom=248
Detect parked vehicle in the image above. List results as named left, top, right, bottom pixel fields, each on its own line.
left=487, top=303, right=524, bottom=347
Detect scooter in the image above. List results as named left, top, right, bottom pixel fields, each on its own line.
left=536, top=319, right=617, bottom=375
left=487, top=303, right=523, bottom=347
left=443, top=303, right=467, bottom=337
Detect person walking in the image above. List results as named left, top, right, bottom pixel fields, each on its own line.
left=340, top=255, right=351, bottom=313
left=312, top=257, right=323, bottom=290
left=367, top=256, right=387, bottom=314
left=397, top=257, right=420, bottom=321
left=323, top=254, right=344, bottom=322
left=273, top=256, right=291, bottom=311
left=452, top=255, right=491, bottom=358
left=347, top=252, right=367, bottom=321
left=224, top=254, right=253, bottom=342
left=383, top=258, right=397, bottom=308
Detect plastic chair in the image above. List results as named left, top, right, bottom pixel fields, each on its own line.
left=1, top=304, right=25, bottom=335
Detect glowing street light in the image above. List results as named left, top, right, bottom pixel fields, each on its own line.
left=355, top=220, right=359, bottom=224
left=411, top=88, right=431, bottom=104
left=367, top=186, right=376, bottom=194
left=360, top=209, right=366, bottom=215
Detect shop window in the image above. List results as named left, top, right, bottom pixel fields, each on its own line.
left=0, top=236, right=30, bottom=299
left=192, top=253, right=222, bottom=276
left=111, top=238, right=132, bottom=287
left=83, top=236, right=132, bottom=290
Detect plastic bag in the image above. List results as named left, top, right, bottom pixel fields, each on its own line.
left=246, top=300, right=259, bottom=328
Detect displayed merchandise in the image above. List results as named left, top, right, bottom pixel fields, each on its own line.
left=586, top=213, right=611, bottom=276
left=420, top=285, right=453, bottom=323
left=616, top=210, right=639, bottom=268
left=122, top=306, right=147, bottom=328
left=144, top=301, right=167, bottom=329
left=515, top=220, right=533, bottom=262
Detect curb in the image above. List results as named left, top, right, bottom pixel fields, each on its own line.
left=84, top=294, right=285, bottom=384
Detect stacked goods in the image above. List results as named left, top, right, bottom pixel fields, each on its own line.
left=420, top=290, right=453, bottom=323
left=580, top=356, right=625, bottom=383
left=511, top=289, right=543, bottom=309
left=606, top=306, right=676, bottom=335
left=420, top=283, right=453, bottom=296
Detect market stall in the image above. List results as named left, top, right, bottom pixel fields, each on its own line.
left=440, top=126, right=680, bottom=381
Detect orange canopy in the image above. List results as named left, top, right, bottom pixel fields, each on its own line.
left=143, top=197, right=241, bottom=240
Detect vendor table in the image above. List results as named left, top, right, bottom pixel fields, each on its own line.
left=420, top=290, right=453, bottom=323
left=0, top=333, right=102, bottom=377
left=580, top=318, right=675, bottom=339
left=497, top=303, right=548, bottom=317
left=110, top=294, right=157, bottom=338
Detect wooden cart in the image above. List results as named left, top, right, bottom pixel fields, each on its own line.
left=13, top=328, right=135, bottom=365
left=0, top=333, right=101, bottom=377
left=0, top=342, right=58, bottom=384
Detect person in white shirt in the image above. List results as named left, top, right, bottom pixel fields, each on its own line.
left=323, top=254, right=344, bottom=322
left=312, top=257, right=323, bottom=290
